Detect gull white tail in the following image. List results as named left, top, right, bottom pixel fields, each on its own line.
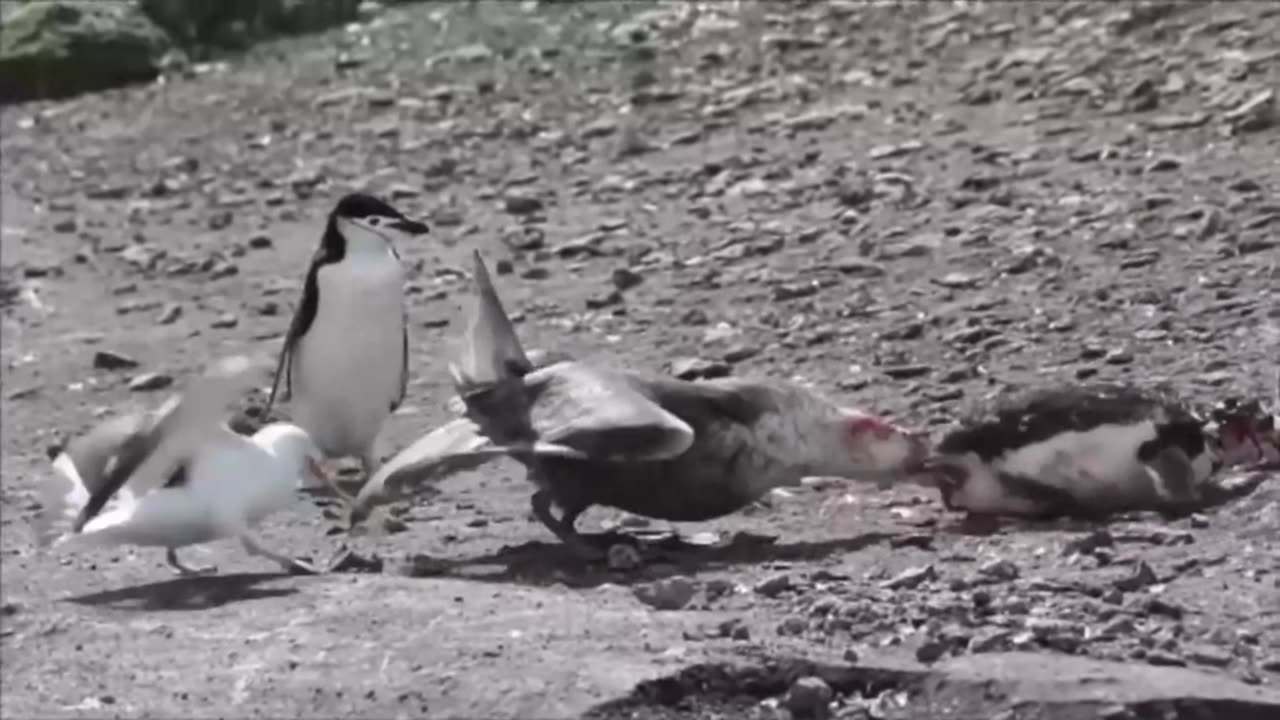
left=34, top=453, right=136, bottom=549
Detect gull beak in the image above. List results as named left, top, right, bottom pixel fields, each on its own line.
left=301, top=456, right=334, bottom=492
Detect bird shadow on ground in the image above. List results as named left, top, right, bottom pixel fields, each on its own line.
left=65, top=572, right=298, bottom=611
left=339, top=530, right=897, bottom=589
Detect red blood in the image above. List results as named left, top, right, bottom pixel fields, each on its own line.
left=848, top=415, right=894, bottom=440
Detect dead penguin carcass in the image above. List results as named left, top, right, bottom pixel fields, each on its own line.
left=346, top=251, right=929, bottom=554
left=920, top=383, right=1276, bottom=521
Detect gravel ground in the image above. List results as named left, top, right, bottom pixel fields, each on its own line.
left=2, top=2, right=1278, bottom=718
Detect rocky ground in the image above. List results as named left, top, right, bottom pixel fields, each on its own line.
left=2, top=1, right=1279, bottom=718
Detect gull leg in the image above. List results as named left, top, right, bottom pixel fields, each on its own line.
left=530, top=491, right=600, bottom=558
left=166, top=548, right=217, bottom=577
left=240, top=533, right=318, bottom=575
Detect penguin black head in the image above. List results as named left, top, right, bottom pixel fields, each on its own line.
left=1207, top=395, right=1280, bottom=466
left=323, top=193, right=430, bottom=259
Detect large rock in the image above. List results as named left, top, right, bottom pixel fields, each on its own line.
left=0, top=1, right=170, bottom=104
left=138, top=0, right=363, bottom=52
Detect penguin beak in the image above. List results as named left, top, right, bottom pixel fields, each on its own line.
left=388, top=218, right=430, bottom=236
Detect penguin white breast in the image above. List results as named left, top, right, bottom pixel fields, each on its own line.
left=292, top=251, right=405, bottom=457
left=995, top=420, right=1157, bottom=496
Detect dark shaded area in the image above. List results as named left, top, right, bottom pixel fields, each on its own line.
left=66, top=572, right=298, bottom=611
left=585, top=653, right=1280, bottom=720
left=335, top=530, right=894, bottom=588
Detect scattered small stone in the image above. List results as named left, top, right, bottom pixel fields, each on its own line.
left=389, top=553, right=448, bottom=578
left=211, top=313, right=239, bottom=329
left=704, top=578, right=735, bottom=600
left=915, top=639, right=948, bottom=664
left=92, top=350, right=139, bottom=371
left=1098, top=705, right=1137, bottom=720
left=128, top=372, right=173, bottom=392
left=754, top=573, right=794, bottom=598
left=723, top=345, right=760, bottom=364
left=880, top=364, right=932, bottom=380
left=1144, top=650, right=1186, bottom=667
left=882, top=564, right=936, bottom=590
left=156, top=303, right=183, bottom=325
left=248, top=233, right=273, bottom=249
left=968, top=628, right=1012, bottom=653
left=932, top=272, right=981, bottom=289
left=889, top=533, right=934, bottom=550
left=1096, top=616, right=1136, bottom=639
left=503, top=190, right=544, bottom=215
left=777, top=616, right=809, bottom=636
left=783, top=676, right=833, bottom=719
left=1063, top=529, right=1113, bottom=556
left=977, top=558, right=1019, bottom=582
left=53, top=217, right=78, bottom=234
left=1142, top=597, right=1185, bottom=620
left=611, top=267, right=644, bottom=291
left=1115, top=561, right=1159, bottom=591
left=632, top=577, right=697, bottom=611
left=842, top=647, right=860, bottom=663
left=1224, top=89, right=1275, bottom=134
left=668, top=357, right=731, bottom=381
left=585, top=290, right=623, bottom=309
left=1186, top=645, right=1232, bottom=668
left=717, top=618, right=750, bottom=640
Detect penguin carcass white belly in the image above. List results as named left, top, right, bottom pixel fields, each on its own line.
left=292, top=252, right=405, bottom=460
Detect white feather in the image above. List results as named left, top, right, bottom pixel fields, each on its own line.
left=945, top=421, right=1215, bottom=512
left=47, top=426, right=310, bottom=553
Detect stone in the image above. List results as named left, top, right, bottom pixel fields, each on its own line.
left=1115, top=561, right=1159, bottom=591
left=882, top=564, right=937, bottom=590
left=977, top=558, right=1020, bottom=582
left=916, top=639, right=949, bottom=664
left=502, top=189, right=543, bottom=215
left=668, top=357, right=731, bottom=381
left=754, top=573, right=793, bottom=598
left=0, top=2, right=170, bottom=103
left=783, top=676, right=833, bottom=719
left=92, top=350, right=139, bottom=371
left=632, top=577, right=697, bottom=611
left=128, top=372, right=172, bottom=392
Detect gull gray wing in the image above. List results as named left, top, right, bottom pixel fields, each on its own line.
left=449, top=250, right=532, bottom=392
left=351, top=417, right=588, bottom=510
left=36, top=411, right=151, bottom=546
left=72, top=355, right=264, bottom=532
left=522, top=361, right=696, bottom=462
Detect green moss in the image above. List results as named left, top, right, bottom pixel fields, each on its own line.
left=0, top=2, right=169, bottom=104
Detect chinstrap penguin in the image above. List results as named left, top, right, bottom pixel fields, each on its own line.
left=915, top=382, right=1269, bottom=521
left=345, top=251, right=931, bottom=556
left=263, top=192, right=429, bottom=478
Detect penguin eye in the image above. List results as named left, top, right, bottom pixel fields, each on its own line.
left=364, top=216, right=383, bottom=227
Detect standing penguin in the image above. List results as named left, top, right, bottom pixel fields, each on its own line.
left=263, top=193, right=430, bottom=477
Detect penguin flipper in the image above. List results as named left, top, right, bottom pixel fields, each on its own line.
left=391, top=312, right=408, bottom=413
